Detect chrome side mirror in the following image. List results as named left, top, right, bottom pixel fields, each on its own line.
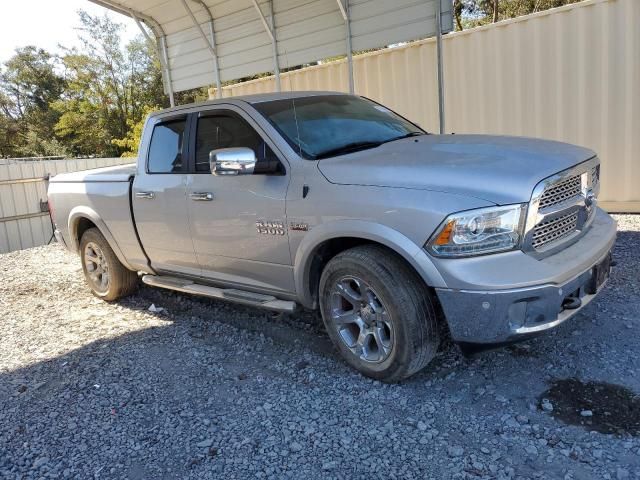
left=210, top=147, right=256, bottom=176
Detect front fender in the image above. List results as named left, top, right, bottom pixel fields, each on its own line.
left=68, top=206, right=135, bottom=271
left=293, top=220, right=446, bottom=308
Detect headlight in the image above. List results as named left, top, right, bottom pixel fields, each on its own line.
left=427, top=204, right=526, bottom=257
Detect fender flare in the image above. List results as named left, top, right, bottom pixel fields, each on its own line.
left=293, top=220, right=446, bottom=308
left=67, top=206, right=135, bottom=271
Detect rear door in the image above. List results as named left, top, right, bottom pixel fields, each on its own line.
left=186, top=106, right=293, bottom=293
left=132, top=115, right=200, bottom=276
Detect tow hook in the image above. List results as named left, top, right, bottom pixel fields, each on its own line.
left=562, top=297, right=582, bottom=310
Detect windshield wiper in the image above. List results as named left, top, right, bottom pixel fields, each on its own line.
left=379, top=131, right=426, bottom=145
left=314, top=132, right=426, bottom=159
left=314, top=141, right=384, bottom=159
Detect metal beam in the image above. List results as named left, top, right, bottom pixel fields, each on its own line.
left=208, top=20, right=222, bottom=98
left=338, top=0, right=355, bottom=94
left=189, top=0, right=222, bottom=98
left=435, top=0, right=445, bottom=134
left=250, top=0, right=275, bottom=42
left=336, top=0, right=347, bottom=20
left=160, top=36, right=175, bottom=107
left=251, top=0, right=280, bottom=91
left=130, top=12, right=154, bottom=44
left=88, top=0, right=165, bottom=38
left=133, top=12, right=174, bottom=106
left=268, top=1, right=281, bottom=92
left=0, top=212, right=48, bottom=223
left=0, top=177, right=46, bottom=186
left=180, top=0, right=218, bottom=60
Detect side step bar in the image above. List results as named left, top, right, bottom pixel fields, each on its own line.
left=142, top=275, right=297, bottom=313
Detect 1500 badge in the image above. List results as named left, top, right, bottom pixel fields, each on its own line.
left=256, top=220, right=285, bottom=236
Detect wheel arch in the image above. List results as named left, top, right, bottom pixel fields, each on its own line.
left=68, top=206, right=134, bottom=271
left=293, top=220, right=446, bottom=309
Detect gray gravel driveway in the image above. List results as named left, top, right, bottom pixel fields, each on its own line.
left=1, top=215, right=639, bottom=479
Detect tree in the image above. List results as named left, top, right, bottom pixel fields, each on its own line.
left=1, top=47, right=65, bottom=116
left=54, top=11, right=167, bottom=157
left=0, top=11, right=202, bottom=158
left=453, top=1, right=479, bottom=31
left=111, top=104, right=158, bottom=157
left=0, top=46, right=67, bottom=156
left=454, top=0, right=582, bottom=29
left=0, top=104, right=20, bottom=157
left=497, top=0, right=582, bottom=19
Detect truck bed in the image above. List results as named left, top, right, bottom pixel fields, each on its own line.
left=48, top=162, right=149, bottom=272
left=50, top=163, right=136, bottom=184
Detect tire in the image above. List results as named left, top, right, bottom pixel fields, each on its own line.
left=79, top=228, right=138, bottom=301
left=319, top=245, right=439, bottom=382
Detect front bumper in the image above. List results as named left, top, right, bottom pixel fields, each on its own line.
left=434, top=208, right=616, bottom=344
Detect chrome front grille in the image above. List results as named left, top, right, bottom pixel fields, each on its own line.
left=538, top=174, right=581, bottom=210
left=532, top=211, right=579, bottom=250
left=524, top=157, right=600, bottom=256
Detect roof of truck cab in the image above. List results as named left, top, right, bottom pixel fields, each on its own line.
left=149, top=91, right=349, bottom=118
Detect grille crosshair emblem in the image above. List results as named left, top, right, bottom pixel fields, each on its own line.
left=585, top=190, right=596, bottom=208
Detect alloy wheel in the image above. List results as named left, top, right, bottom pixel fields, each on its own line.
left=84, top=242, right=109, bottom=293
left=329, top=276, right=394, bottom=363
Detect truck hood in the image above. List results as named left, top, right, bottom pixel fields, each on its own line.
left=317, top=135, right=596, bottom=205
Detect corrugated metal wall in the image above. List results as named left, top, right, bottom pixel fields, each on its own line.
left=0, top=158, right=132, bottom=254
left=220, top=0, right=639, bottom=213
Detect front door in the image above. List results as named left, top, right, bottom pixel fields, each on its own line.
left=186, top=108, right=293, bottom=294
left=132, top=116, right=199, bottom=276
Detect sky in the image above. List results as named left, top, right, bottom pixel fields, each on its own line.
left=0, top=0, right=138, bottom=63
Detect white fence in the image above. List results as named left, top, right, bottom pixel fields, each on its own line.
left=217, top=0, right=640, bottom=213
left=0, top=158, right=132, bottom=254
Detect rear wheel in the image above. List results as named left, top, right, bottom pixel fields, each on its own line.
left=79, top=228, right=138, bottom=301
left=319, top=245, right=440, bottom=382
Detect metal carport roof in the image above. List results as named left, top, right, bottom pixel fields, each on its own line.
left=88, top=0, right=451, bottom=131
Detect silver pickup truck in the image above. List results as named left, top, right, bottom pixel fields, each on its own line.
left=48, top=92, right=616, bottom=382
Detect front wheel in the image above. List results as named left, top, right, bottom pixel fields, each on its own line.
left=79, top=228, right=138, bottom=301
left=319, top=245, right=440, bottom=382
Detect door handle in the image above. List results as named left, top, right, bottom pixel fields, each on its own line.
left=190, top=192, right=214, bottom=201
left=135, top=191, right=155, bottom=199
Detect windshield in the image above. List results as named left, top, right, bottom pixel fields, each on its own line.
left=252, top=95, right=425, bottom=159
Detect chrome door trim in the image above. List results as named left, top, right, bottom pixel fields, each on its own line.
left=190, top=192, right=214, bottom=201
left=135, top=191, right=155, bottom=199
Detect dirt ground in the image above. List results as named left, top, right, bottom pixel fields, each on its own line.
left=1, top=215, right=639, bottom=479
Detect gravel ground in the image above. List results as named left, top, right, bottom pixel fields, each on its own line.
left=0, top=214, right=639, bottom=480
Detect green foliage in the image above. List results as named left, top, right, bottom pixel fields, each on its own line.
left=0, top=10, right=169, bottom=159
left=53, top=12, right=168, bottom=157
left=454, top=0, right=582, bottom=30
left=0, top=107, right=21, bottom=157
left=112, top=105, right=159, bottom=157
left=16, top=129, right=69, bottom=157
left=53, top=97, right=109, bottom=155
left=1, top=46, right=66, bottom=115
left=0, top=46, right=67, bottom=156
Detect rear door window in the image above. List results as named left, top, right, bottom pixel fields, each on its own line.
left=148, top=119, right=186, bottom=173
